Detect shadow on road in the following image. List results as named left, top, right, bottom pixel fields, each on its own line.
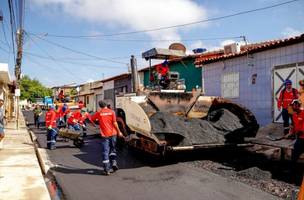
left=51, top=165, right=104, bottom=175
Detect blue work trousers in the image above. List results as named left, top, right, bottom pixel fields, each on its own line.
left=282, top=108, right=291, bottom=134
left=47, top=129, right=57, bottom=149
left=68, top=124, right=81, bottom=131
left=101, top=136, right=117, bottom=172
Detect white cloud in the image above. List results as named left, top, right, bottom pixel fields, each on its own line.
left=281, top=27, right=302, bottom=37
left=32, top=0, right=207, bottom=47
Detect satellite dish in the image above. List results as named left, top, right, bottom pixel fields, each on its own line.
left=169, top=43, right=186, bottom=53
left=192, top=48, right=207, bottom=54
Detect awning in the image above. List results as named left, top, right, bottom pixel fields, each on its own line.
left=142, top=48, right=186, bottom=60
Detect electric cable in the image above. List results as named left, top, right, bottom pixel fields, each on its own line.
left=28, top=32, right=129, bottom=65
left=30, top=0, right=301, bottom=38
left=26, top=33, right=87, bottom=82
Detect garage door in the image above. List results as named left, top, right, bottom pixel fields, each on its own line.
left=273, top=63, right=304, bottom=122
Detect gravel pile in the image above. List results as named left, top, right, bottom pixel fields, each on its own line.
left=150, top=109, right=245, bottom=146
left=188, top=160, right=298, bottom=199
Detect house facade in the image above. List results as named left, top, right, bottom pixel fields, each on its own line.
left=0, top=63, right=15, bottom=120
left=90, top=81, right=103, bottom=112
left=78, top=83, right=95, bottom=112
left=139, top=57, right=202, bottom=91
left=196, top=34, right=304, bottom=126
left=102, top=73, right=132, bottom=108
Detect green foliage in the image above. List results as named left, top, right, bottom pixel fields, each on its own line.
left=20, top=75, right=52, bottom=102
left=70, top=88, right=78, bottom=96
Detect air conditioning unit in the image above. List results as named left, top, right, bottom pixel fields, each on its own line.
left=169, top=71, right=180, bottom=81
left=224, top=43, right=240, bottom=55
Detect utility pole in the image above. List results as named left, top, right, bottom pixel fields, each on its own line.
left=15, top=0, right=24, bottom=129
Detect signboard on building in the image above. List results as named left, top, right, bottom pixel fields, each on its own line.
left=15, top=89, right=20, bottom=97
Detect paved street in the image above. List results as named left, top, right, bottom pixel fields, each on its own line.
left=23, top=110, right=279, bottom=200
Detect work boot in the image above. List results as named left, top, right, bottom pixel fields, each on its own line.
left=103, top=171, right=110, bottom=176
left=112, top=165, right=119, bottom=172
left=50, top=146, right=56, bottom=150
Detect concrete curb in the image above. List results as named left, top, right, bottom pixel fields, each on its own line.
left=28, top=129, right=54, bottom=175
left=25, top=116, right=55, bottom=176
left=26, top=124, right=66, bottom=200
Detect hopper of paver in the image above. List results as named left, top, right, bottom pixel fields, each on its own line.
left=115, top=91, right=259, bottom=155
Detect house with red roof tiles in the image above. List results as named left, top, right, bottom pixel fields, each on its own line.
left=195, top=34, right=304, bottom=126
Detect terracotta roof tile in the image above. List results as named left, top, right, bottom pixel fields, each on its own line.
left=195, top=34, right=304, bottom=66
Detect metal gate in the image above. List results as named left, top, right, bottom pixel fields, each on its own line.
left=273, top=63, right=304, bottom=122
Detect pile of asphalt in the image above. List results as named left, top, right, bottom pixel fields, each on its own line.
left=150, top=108, right=245, bottom=146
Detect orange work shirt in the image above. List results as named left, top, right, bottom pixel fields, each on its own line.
left=45, top=110, right=57, bottom=128
left=277, top=88, right=298, bottom=109
left=292, top=110, right=304, bottom=139
left=92, top=108, right=117, bottom=137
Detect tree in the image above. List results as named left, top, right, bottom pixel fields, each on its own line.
left=20, top=75, right=52, bottom=102
left=70, top=88, right=78, bottom=96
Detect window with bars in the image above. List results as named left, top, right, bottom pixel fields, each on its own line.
left=221, top=72, right=239, bottom=98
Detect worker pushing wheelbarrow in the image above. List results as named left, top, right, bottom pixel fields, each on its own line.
left=59, top=106, right=95, bottom=148
left=58, top=126, right=84, bottom=148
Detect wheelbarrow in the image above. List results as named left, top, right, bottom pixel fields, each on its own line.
left=58, top=128, right=84, bottom=148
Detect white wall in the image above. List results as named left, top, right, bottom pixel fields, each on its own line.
left=202, top=42, right=304, bottom=126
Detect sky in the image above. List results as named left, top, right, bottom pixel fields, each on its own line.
left=0, top=0, right=303, bottom=87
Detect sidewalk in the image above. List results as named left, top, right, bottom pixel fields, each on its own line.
left=0, top=114, right=50, bottom=200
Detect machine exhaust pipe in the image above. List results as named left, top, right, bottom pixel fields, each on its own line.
left=130, top=55, right=139, bottom=93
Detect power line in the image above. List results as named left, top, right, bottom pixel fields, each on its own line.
left=40, top=36, right=244, bottom=42
left=26, top=33, right=87, bottom=82
left=23, top=49, right=139, bottom=61
left=9, top=0, right=17, bottom=33
left=0, top=45, right=10, bottom=54
left=7, top=0, right=16, bottom=62
left=24, top=56, right=79, bottom=85
left=32, top=0, right=301, bottom=38
left=23, top=51, right=126, bottom=70
left=13, top=0, right=19, bottom=28
left=19, top=0, right=25, bottom=30
left=0, top=45, right=12, bottom=62
left=27, top=32, right=129, bottom=65
left=1, top=21, right=11, bottom=50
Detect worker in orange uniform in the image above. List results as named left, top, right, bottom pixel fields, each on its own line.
left=79, top=108, right=95, bottom=137
left=57, top=103, right=70, bottom=128
left=285, top=100, right=304, bottom=184
left=299, top=80, right=304, bottom=110
left=67, top=108, right=82, bottom=130
left=45, top=105, right=58, bottom=150
left=67, top=101, right=84, bottom=130
left=58, top=90, right=65, bottom=103
left=156, top=61, right=170, bottom=89
left=277, top=79, right=298, bottom=135
left=92, top=100, right=124, bottom=175
left=67, top=102, right=94, bottom=137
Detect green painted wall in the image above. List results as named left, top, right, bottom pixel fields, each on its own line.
left=143, top=58, right=201, bottom=91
